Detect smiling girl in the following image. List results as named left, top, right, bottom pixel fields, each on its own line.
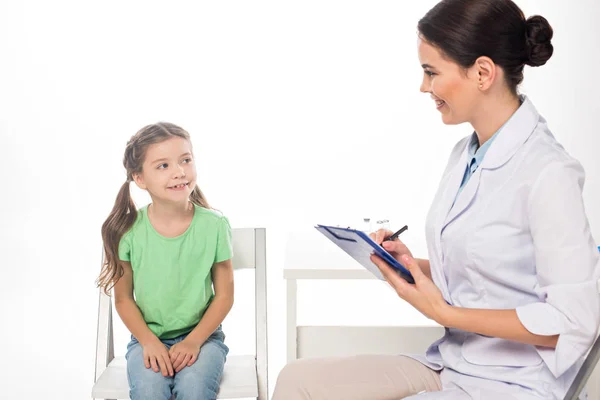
left=98, top=122, right=234, bottom=400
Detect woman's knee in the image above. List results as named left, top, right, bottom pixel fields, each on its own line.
left=274, top=358, right=322, bottom=394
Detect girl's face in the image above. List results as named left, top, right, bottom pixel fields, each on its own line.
left=133, top=136, right=197, bottom=204
left=418, top=38, right=480, bottom=125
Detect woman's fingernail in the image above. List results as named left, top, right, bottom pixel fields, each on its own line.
left=403, top=255, right=411, bottom=263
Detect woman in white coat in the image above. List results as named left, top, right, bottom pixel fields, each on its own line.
left=272, top=0, right=600, bottom=399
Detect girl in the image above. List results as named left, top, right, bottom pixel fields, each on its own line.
left=97, top=122, right=234, bottom=400
left=272, top=0, right=600, bottom=399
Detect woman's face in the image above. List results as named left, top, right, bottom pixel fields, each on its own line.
left=418, top=38, right=480, bottom=125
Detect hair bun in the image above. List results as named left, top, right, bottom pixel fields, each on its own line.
left=525, top=15, right=554, bottom=67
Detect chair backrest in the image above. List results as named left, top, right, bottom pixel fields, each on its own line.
left=94, top=227, right=268, bottom=399
left=565, top=333, right=600, bottom=400
left=563, top=246, right=600, bottom=400
left=231, top=228, right=261, bottom=270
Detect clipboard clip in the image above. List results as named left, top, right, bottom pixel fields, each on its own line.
left=321, top=226, right=357, bottom=243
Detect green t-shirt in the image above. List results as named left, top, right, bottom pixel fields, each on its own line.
left=118, top=204, right=233, bottom=339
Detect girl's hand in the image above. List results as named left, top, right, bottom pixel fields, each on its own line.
left=371, top=253, right=448, bottom=324
left=142, top=338, right=174, bottom=377
left=169, top=339, right=202, bottom=373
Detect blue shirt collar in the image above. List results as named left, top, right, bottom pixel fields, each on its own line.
left=467, top=131, right=498, bottom=170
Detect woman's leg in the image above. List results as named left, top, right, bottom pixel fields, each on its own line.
left=273, top=355, right=441, bottom=400
left=173, top=327, right=229, bottom=400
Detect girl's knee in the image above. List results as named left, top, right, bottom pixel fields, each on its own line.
left=129, top=373, right=172, bottom=400
left=174, top=371, right=220, bottom=399
left=128, top=355, right=173, bottom=400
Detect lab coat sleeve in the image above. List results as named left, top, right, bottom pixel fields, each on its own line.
left=516, top=159, right=600, bottom=378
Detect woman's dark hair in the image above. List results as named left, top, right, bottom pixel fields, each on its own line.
left=418, top=0, right=553, bottom=94
left=97, top=122, right=210, bottom=294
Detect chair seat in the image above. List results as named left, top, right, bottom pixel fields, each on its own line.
left=92, top=354, right=258, bottom=399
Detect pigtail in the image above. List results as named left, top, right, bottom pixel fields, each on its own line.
left=97, top=181, right=137, bottom=294
left=190, top=186, right=210, bottom=209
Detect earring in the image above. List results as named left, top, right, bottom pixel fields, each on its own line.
left=479, top=83, right=483, bottom=89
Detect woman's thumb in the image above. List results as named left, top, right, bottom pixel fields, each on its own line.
left=401, top=254, right=422, bottom=278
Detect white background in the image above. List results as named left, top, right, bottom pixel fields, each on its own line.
left=1, top=1, right=599, bottom=399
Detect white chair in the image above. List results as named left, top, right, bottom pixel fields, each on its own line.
left=564, top=246, right=600, bottom=400
left=565, top=329, right=600, bottom=400
left=92, top=228, right=268, bottom=400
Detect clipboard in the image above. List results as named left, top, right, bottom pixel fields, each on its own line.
left=315, top=224, right=415, bottom=284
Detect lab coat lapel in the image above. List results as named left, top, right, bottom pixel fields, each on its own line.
left=443, top=162, right=482, bottom=229
left=431, top=143, right=470, bottom=302
left=435, top=143, right=470, bottom=239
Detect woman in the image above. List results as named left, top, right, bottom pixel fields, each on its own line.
left=273, top=0, right=600, bottom=399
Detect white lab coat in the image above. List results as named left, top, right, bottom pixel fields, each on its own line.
left=407, top=96, right=600, bottom=400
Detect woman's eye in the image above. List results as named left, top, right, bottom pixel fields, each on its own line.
left=182, top=158, right=192, bottom=164
left=425, top=70, right=436, bottom=77
left=158, top=163, right=168, bottom=169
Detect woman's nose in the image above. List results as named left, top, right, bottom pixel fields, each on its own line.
left=420, top=77, right=430, bottom=93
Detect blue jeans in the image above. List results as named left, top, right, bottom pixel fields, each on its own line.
left=125, top=326, right=229, bottom=400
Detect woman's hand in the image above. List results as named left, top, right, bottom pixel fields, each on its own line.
left=142, top=337, right=174, bottom=377
left=169, top=339, right=202, bottom=373
left=371, top=253, right=448, bottom=324
left=369, top=229, right=414, bottom=259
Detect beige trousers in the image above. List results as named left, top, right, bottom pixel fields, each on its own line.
left=272, top=355, right=442, bottom=400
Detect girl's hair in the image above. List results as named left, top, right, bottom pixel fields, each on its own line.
left=418, top=0, right=554, bottom=94
left=97, top=122, right=210, bottom=294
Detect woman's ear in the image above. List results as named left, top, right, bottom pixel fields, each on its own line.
left=473, top=56, right=496, bottom=91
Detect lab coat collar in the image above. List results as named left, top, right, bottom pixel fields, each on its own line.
left=479, top=95, right=540, bottom=170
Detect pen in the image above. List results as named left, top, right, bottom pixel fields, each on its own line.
left=383, top=225, right=408, bottom=242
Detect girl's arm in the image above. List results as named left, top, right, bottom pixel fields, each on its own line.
left=113, top=261, right=156, bottom=345
left=114, top=261, right=174, bottom=376
left=183, top=259, right=235, bottom=347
